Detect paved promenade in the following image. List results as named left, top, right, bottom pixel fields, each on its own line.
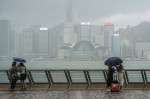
left=0, top=90, right=150, bottom=99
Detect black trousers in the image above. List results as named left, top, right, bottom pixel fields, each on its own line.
left=11, top=79, right=17, bottom=89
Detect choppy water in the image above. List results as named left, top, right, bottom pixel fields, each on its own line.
left=0, top=60, right=150, bottom=70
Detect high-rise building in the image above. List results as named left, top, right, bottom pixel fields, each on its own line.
left=63, top=23, right=77, bottom=45
left=91, top=25, right=104, bottom=46
left=14, top=32, right=21, bottom=56
left=104, top=22, right=114, bottom=56
left=30, top=25, right=41, bottom=56
left=135, top=42, right=150, bottom=58
left=113, top=34, right=121, bottom=57
left=66, top=0, right=76, bottom=23
left=64, top=0, right=78, bottom=46
left=22, top=28, right=34, bottom=56
left=48, top=24, right=64, bottom=58
left=79, top=22, right=91, bottom=42
left=0, top=20, right=11, bottom=56
left=38, top=28, right=49, bottom=56
left=10, top=30, right=16, bottom=55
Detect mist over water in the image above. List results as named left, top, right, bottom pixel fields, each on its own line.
left=0, top=60, right=150, bottom=70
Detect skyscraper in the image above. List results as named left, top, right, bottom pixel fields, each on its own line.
left=38, top=28, right=49, bottom=56
left=79, top=22, right=91, bottom=42
left=10, top=30, right=16, bottom=55
left=91, top=25, right=104, bottom=46
left=66, top=0, right=74, bottom=23
left=0, top=20, right=11, bottom=56
left=113, top=34, right=121, bottom=57
left=22, top=28, right=34, bottom=56
left=104, top=22, right=114, bottom=56
left=63, top=0, right=78, bottom=46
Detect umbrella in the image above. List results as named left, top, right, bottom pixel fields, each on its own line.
left=13, top=57, right=26, bottom=62
left=104, top=57, right=123, bottom=66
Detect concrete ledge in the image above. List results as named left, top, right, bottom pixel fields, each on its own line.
left=29, top=84, right=50, bottom=90
left=49, top=84, right=69, bottom=90
left=1, top=83, right=150, bottom=90
left=144, top=84, right=150, bottom=89
left=68, top=84, right=88, bottom=89
left=87, top=84, right=106, bottom=89
left=125, top=84, right=145, bottom=89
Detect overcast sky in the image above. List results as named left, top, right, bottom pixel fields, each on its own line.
left=1, top=0, right=150, bottom=32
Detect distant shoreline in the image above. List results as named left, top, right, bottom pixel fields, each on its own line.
left=1, top=58, right=150, bottom=61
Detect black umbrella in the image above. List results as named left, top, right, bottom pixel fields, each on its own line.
left=104, top=57, right=123, bottom=66
left=13, top=57, right=26, bottom=62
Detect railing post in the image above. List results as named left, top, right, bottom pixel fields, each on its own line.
left=141, top=70, right=147, bottom=88
left=67, top=71, right=72, bottom=84
left=45, top=70, right=51, bottom=89
left=48, top=71, right=53, bottom=84
left=103, top=70, right=107, bottom=82
left=144, top=70, right=148, bottom=84
left=124, top=70, right=129, bottom=88
left=86, top=71, right=91, bottom=89
left=84, top=70, right=90, bottom=89
left=64, top=70, right=70, bottom=89
left=45, top=71, right=51, bottom=83
left=28, top=71, right=34, bottom=84
left=26, top=70, right=32, bottom=85
left=123, top=71, right=128, bottom=88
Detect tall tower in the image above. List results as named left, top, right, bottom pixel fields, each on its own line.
left=63, top=0, right=78, bottom=45
left=79, top=22, right=91, bottom=42
left=104, top=22, right=114, bottom=57
left=38, top=28, right=49, bottom=56
left=22, top=28, right=34, bottom=56
left=0, top=20, right=11, bottom=56
left=113, top=34, right=121, bottom=57
left=66, top=0, right=74, bottom=23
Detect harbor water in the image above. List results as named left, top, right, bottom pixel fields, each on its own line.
left=0, top=60, right=150, bottom=69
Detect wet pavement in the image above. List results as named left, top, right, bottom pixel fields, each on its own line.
left=0, top=90, right=150, bottom=99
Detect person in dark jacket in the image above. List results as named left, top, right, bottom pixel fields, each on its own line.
left=106, top=66, right=115, bottom=91
left=9, top=61, right=18, bottom=91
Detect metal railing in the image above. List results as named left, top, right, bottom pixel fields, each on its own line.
left=0, top=69, right=150, bottom=89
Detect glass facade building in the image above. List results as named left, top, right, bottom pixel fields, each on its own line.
left=39, top=29, right=49, bottom=55
left=22, top=29, right=33, bottom=55
left=104, top=23, right=114, bottom=56
left=113, top=34, right=121, bottom=57
left=79, top=22, right=91, bottom=42
left=0, top=20, right=11, bottom=56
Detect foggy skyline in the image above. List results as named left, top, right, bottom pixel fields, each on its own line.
left=1, top=0, right=150, bottom=32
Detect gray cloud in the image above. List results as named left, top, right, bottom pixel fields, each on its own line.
left=1, top=0, right=150, bottom=32
left=93, top=11, right=150, bottom=30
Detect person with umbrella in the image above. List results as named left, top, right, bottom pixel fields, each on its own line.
left=106, top=66, right=115, bottom=91
left=18, top=62, right=27, bottom=91
left=115, top=64, right=124, bottom=90
left=105, top=57, right=124, bottom=91
left=9, top=61, right=18, bottom=91
left=13, top=57, right=27, bottom=91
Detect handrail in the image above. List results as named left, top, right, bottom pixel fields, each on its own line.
left=1, top=69, right=150, bottom=71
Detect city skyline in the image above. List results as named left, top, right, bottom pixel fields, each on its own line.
left=1, top=0, right=150, bottom=32
left=1, top=0, right=150, bottom=60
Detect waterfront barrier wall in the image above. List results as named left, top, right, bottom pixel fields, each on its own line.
left=0, top=69, right=150, bottom=90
